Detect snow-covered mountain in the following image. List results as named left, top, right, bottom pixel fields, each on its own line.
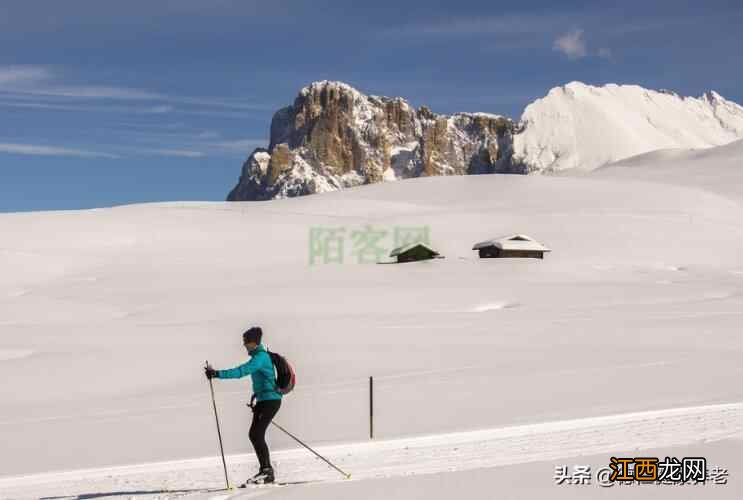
left=227, top=81, right=743, bottom=200
left=515, top=83, right=743, bottom=172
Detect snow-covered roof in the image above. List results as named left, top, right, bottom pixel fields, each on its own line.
left=390, top=242, right=439, bottom=257
left=472, top=234, right=551, bottom=252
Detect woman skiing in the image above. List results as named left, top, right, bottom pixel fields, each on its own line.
left=205, top=326, right=281, bottom=485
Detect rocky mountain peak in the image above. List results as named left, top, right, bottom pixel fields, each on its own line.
left=227, top=81, right=517, bottom=201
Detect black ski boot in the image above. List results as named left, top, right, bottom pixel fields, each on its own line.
left=242, top=466, right=275, bottom=486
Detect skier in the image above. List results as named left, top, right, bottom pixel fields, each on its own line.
left=205, top=326, right=282, bottom=485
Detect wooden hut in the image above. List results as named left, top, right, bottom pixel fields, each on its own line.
left=472, top=234, right=550, bottom=259
left=389, top=242, right=442, bottom=263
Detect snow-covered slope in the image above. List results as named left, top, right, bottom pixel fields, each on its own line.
left=513, top=83, right=743, bottom=172
left=2, top=403, right=741, bottom=499
left=2, top=148, right=743, bottom=498
left=592, top=138, right=743, bottom=200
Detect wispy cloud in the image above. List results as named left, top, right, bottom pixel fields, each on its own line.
left=114, top=121, right=190, bottom=130
left=384, top=13, right=614, bottom=63
left=115, top=128, right=220, bottom=141
left=553, top=29, right=588, bottom=59
left=132, top=148, right=205, bottom=158
left=144, top=105, right=175, bottom=114
left=20, top=85, right=161, bottom=100
left=162, top=95, right=270, bottom=111
left=0, top=65, right=268, bottom=113
left=384, top=10, right=708, bottom=63
left=384, top=12, right=572, bottom=38
left=606, top=16, right=703, bottom=36
left=0, top=142, right=209, bottom=159
left=0, top=66, right=163, bottom=101
left=598, top=47, right=613, bottom=59
left=0, top=66, right=52, bottom=85
left=211, top=138, right=266, bottom=154
left=0, top=99, right=163, bottom=114
left=0, top=98, right=256, bottom=118
left=552, top=29, right=616, bottom=60
left=385, top=9, right=706, bottom=41
left=0, top=143, right=119, bottom=159
left=13, top=85, right=268, bottom=110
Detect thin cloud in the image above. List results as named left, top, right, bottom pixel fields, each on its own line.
left=144, top=105, right=175, bottom=114
left=385, top=12, right=573, bottom=37
left=598, top=47, right=613, bottom=59
left=162, top=95, right=271, bottom=111
left=113, top=121, right=190, bottom=130
left=0, top=98, right=163, bottom=114
left=0, top=143, right=119, bottom=159
left=553, top=29, right=588, bottom=59
left=385, top=9, right=707, bottom=40
left=0, top=66, right=162, bottom=100
left=0, top=66, right=51, bottom=85
left=133, top=148, right=205, bottom=158
left=211, top=138, right=267, bottom=154
left=607, top=16, right=703, bottom=36
left=20, top=85, right=162, bottom=100
left=0, top=98, right=253, bottom=118
left=14, top=86, right=267, bottom=110
left=115, top=128, right=220, bottom=141
left=0, top=65, right=267, bottom=112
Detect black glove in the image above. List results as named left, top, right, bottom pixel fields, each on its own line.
left=205, top=366, right=219, bottom=380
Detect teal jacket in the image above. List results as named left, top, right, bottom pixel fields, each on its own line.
left=216, top=344, right=282, bottom=401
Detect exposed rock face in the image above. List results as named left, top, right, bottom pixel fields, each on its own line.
left=227, top=80, right=743, bottom=201
left=227, top=81, right=517, bottom=201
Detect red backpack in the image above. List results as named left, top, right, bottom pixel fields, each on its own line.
left=268, top=351, right=296, bottom=395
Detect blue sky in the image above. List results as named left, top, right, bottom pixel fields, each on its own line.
left=1, top=0, right=742, bottom=212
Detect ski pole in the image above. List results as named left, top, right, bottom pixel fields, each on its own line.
left=249, top=399, right=351, bottom=479
left=271, top=419, right=352, bottom=479
left=206, top=361, right=231, bottom=490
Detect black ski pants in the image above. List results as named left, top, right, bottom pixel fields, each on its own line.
left=249, top=399, right=281, bottom=469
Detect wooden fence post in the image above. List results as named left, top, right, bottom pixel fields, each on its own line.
left=369, top=376, right=374, bottom=440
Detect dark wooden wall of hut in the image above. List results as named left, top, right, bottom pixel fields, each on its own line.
left=478, top=246, right=544, bottom=259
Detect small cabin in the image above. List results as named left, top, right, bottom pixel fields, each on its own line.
left=472, top=234, right=550, bottom=259
left=389, top=242, right=442, bottom=263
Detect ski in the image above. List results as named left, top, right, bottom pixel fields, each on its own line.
left=238, top=479, right=320, bottom=488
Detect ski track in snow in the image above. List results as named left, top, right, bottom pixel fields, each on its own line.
left=469, top=301, right=520, bottom=312
left=0, top=349, right=34, bottom=362
left=2, top=402, right=741, bottom=499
